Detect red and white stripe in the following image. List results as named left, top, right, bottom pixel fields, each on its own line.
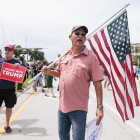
left=88, top=27, right=139, bottom=122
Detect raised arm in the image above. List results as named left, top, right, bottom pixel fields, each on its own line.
left=42, top=66, right=60, bottom=77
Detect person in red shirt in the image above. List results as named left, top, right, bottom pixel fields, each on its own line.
left=42, top=25, right=104, bottom=140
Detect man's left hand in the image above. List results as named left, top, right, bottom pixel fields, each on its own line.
left=14, top=63, right=20, bottom=67
left=96, top=108, right=104, bottom=125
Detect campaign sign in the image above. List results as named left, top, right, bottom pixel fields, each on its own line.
left=0, top=62, right=27, bottom=83
left=86, top=117, right=103, bottom=140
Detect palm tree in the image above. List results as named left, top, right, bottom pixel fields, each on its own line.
left=38, top=51, right=45, bottom=61
left=132, top=55, right=140, bottom=66
left=131, top=46, right=140, bottom=56
left=14, top=45, right=23, bottom=58
left=23, top=49, right=31, bottom=61
left=131, top=45, right=140, bottom=66
left=29, top=49, right=45, bottom=61
left=58, top=54, right=61, bottom=57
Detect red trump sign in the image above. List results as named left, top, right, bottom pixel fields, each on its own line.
left=0, top=62, right=27, bottom=83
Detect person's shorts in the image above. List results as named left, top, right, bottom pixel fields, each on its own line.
left=104, top=76, right=110, bottom=81
left=0, top=88, right=17, bottom=108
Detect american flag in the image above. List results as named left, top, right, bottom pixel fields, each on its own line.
left=88, top=10, right=139, bottom=122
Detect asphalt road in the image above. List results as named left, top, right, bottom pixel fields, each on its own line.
left=0, top=78, right=140, bottom=140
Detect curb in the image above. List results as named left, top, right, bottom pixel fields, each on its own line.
left=16, top=83, right=34, bottom=98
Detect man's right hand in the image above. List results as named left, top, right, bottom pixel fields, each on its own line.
left=42, top=66, right=51, bottom=74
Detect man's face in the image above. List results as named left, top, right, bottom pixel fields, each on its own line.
left=69, top=28, right=86, bottom=48
left=5, top=47, right=14, bottom=58
left=33, top=59, right=35, bottom=63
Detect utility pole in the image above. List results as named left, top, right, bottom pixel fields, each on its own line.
left=12, top=39, right=14, bottom=45
left=26, top=38, right=28, bottom=61
left=26, top=38, right=27, bottom=48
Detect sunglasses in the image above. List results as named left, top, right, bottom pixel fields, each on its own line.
left=75, top=31, right=86, bottom=37
left=5, top=48, right=12, bottom=52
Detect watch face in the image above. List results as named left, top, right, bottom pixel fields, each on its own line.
left=98, top=105, right=103, bottom=109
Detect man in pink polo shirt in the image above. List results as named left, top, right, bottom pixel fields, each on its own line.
left=42, top=25, right=104, bottom=140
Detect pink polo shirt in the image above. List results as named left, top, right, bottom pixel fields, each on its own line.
left=57, top=46, right=104, bottom=113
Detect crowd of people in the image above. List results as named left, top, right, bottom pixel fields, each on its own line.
left=1, top=24, right=140, bottom=140
left=14, top=56, right=57, bottom=95
left=30, top=60, right=56, bottom=97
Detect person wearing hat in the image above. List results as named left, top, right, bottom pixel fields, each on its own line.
left=0, top=44, right=20, bottom=133
left=17, top=54, right=27, bottom=92
left=34, top=60, right=45, bottom=92
left=42, top=25, right=104, bottom=140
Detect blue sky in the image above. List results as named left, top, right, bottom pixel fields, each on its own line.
left=0, top=0, right=140, bottom=62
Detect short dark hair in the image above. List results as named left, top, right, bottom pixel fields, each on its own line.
left=43, top=60, right=47, bottom=66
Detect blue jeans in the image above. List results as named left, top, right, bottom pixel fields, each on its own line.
left=34, top=76, right=43, bottom=89
left=58, top=110, right=87, bottom=140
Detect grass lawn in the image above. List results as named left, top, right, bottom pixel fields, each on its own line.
left=15, top=76, right=34, bottom=93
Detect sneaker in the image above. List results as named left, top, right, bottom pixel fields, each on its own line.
left=42, top=89, right=45, bottom=92
left=20, top=88, right=24, bottom=90
left=18, top=89, right=22, bottom=92
left=4, top=126, right=12, bottom=133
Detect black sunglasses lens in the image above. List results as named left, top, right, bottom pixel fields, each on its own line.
left=75, top=32, right=80, bottom=36
left=82, top=33, right=86, bottom=37
left=75, top=32, right=86, bottom=37
left=5, top=48, right=11, bottom=51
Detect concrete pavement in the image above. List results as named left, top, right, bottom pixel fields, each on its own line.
left=0, top=78, right=140, bottom=140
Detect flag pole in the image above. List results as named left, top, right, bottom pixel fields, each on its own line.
left=86, top=3, right=130, bottom=39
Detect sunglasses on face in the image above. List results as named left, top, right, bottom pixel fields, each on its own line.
left=74, top=31, right=86, bottom=37
left=5, top=48, right=12, bottom=52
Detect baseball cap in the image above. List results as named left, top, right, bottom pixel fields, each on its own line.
left=37, top=60, right=41, bottom=63
left=5, top=44, right=15, bottom=52
left=71, top=25, right=88, bottom=34
left=20, top=54, right=25, bottom=59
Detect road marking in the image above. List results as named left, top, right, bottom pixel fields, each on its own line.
left=90, top=92, right=140, bottom=134
left=0, top=87, right=41, bottom=136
